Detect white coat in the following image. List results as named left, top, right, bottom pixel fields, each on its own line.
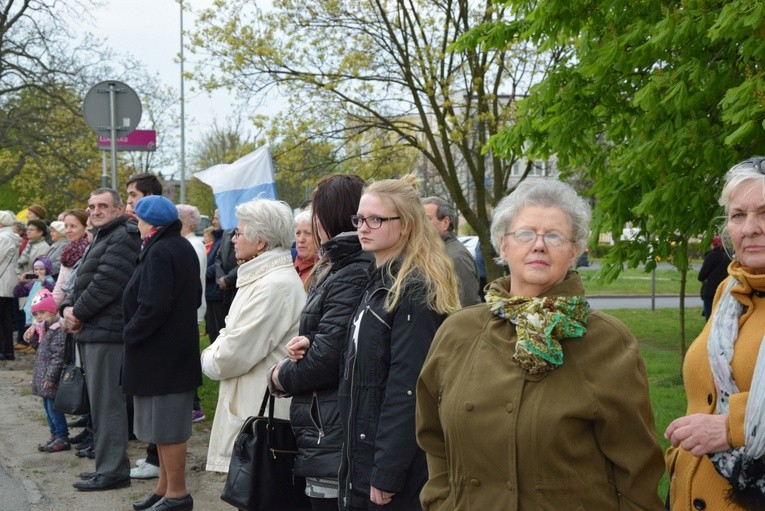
left=201, top=248, right=306, bottom=473
left=0, top=227, right=20, bottom=297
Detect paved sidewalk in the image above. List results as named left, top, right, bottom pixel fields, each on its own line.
left=0, top=356, right=231, bottom=511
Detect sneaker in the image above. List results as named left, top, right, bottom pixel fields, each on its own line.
left=135, top=458, right=147, bottom=467
left=37, top=435, right=55, bottom=452
left=43, top=437, right=71, bottom=453
left=130, top=461, right=160, bottom=479
left=191, top=409, right=206, bottom=423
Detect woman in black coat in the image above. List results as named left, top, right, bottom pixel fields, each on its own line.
left=270, top=174, right=372, bottom=511
left=122, top=196, right=201, bottom=511
left=698, top=234, right=731, bottom=320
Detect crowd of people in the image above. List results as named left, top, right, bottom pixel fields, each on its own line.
left=2, top=158, right=764, bottom=511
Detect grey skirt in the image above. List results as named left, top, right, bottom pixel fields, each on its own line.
left=133, top=391, right=194, bottom=444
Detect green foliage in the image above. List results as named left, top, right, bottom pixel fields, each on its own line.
left=484, top=0, right=764, bottom=278
left=3, top=86, right=104, bottom=213
left=460, top=0, right=765, bottom=353
left=188, top=0, right=562, bottom=280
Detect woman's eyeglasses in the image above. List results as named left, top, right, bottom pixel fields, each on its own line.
left=350, top=215, right=401, bottom=229
left=504, top=229, right=572, bottom=247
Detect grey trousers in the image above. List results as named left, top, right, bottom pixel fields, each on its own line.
left=80, top=342, right=130, bottom=479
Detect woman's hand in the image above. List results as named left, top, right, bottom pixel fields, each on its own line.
left=62, top=306, right=83, bottom=333
left=370, top=486, right=396, bottom=506
left=286, top=336, right=311, bottom=362
left=665, top=413, right=730, bottom=456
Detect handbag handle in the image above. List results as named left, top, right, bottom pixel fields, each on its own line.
left=258, top=388, right=277, bottom=424
left=63, top=334, right=78, bottom=366
left=257, top=388, right=280, bottom=447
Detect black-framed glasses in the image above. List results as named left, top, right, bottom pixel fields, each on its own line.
left=350, top=215, right=401, bottom=229
left=231, top=229, right=242, bottom=239
left=505, top=229, right=573, bottom=247
left=734, top=156, right=765, bottom=174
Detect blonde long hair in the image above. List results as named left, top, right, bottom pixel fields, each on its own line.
left=363, top=175, right=459, bottom=315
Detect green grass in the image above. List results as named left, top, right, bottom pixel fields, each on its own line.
left=195, top=302, right=703, bottom=500
left=579, top=266, right=702, bottom=295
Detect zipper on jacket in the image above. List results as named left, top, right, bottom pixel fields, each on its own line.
left=344, top=333, right=358, bottom=504
left=311, top=391, right=325, bottom=445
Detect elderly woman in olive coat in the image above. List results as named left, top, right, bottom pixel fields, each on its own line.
left=416, top=178, right=664, bottom=510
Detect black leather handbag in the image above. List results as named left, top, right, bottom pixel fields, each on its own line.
left=53, top=335, right=89, bottom=415
left=220, top=389, right=310, bottom=511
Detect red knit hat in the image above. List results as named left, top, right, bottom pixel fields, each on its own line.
left=31, top=289, right=57, bottom=314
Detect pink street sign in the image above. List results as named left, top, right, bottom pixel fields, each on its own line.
left=97, top=129, right=156, bottom=151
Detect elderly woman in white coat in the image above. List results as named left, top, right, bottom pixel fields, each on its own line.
left=201, top=198, right=306, bottom=473
left=0, top=211, right=21, bottom=360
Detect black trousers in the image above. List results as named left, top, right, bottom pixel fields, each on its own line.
left=0, top=297, right=14, bottom=356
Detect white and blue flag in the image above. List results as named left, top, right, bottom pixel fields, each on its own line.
left=194, top=146, right=277, bottom=230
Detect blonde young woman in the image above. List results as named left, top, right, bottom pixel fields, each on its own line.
left=335, top=175, right=459, bottom=510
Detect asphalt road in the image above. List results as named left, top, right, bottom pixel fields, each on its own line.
left=588, top=295, right=702, bottom=310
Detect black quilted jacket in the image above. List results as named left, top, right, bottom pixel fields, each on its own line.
left=278, top=233, right=373, bottom=478
left=61, top=215, right=140, bottom=344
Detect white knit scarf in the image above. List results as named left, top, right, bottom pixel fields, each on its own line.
left=708, top=277, right=765, bottom=500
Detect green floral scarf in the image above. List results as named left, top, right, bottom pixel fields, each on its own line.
left=485, top=292, right=590, bottom=375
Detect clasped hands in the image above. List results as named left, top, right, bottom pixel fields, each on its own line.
left=62, top=306, right=83, bottom=333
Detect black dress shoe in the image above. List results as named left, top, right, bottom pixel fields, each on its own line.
left=67, top=416, right=88, bottom=428
left=0, top=353, right=14, bottom=360
left=75, top=435, right=94, bottom=451
left=79, top=471, right=97, bottom=480
left=72, top=474, right=130, bottom=492
left=147, top=494, right=193, bottom=511
left=133, top=493, right=163, bottom=510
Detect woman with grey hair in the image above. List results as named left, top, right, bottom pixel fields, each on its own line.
left=0, top=211, right=20, bottom=360
left=293, top=209, right=318, bottom=285
left=200, top=198, right=306, bottom=473
left=417, top=178, right=664, bottom=510
left=666, top=156, right=765, bottom=510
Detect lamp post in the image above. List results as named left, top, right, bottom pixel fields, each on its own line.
left=179, top=0, right=187, bottom=203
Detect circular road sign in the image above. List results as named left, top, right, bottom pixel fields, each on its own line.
left=82, top=80, right=142, bottom=136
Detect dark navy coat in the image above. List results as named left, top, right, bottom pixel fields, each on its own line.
left=121, top=220, right=202, bottom=396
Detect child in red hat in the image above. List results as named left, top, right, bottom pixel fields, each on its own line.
left=25, top=288, right=70, bottom=452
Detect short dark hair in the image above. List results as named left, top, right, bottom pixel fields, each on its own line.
left=90, top=188, right=123, bottom=207
left=312, top=174, right=365, bottom=240
left=126, top=173, right=163, bottom=196
left=421, top=196, right=456, bottom=232
left=27, top=219, right=48, bottom=234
